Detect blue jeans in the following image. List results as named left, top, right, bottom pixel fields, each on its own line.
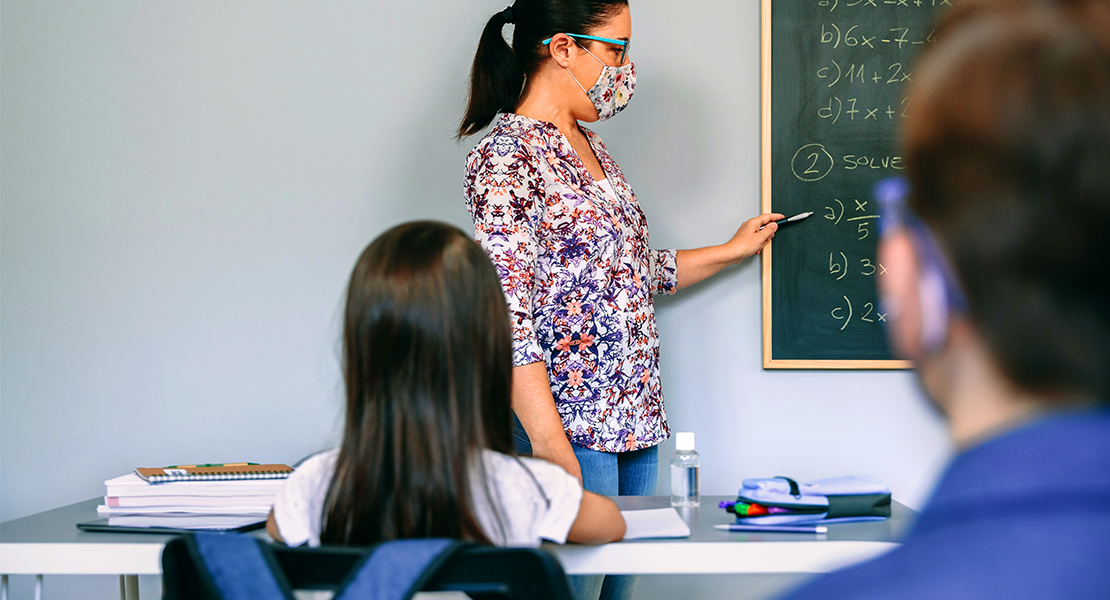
left=513, top=416, right=658, bottom=600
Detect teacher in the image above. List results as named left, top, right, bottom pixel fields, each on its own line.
left=459, top=0, right=778, bottom=592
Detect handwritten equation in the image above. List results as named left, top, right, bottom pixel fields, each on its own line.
left=818, top=0, right=955, bottom=11
left=829, top=295, right=888, bottom=331
left=816, top=61, right=913, bottom=88
left=819, top=24, right=934, bottom=49
left=824, top=195, right=888, bottom=331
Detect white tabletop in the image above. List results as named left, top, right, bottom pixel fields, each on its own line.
left=545, top=495, right=914, bottom=574
left=0, top=496, right=915, bottom=576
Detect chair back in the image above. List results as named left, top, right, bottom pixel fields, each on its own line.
left=163, top=533, right=573, bottom=600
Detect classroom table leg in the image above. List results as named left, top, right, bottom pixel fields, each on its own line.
left=2, top=574, right=8, bottom=600
left=34, top=575, right=42, bottom=600
left=122, top=575, right=140, bottom=600
left=119, top=575, right=125, bottom=600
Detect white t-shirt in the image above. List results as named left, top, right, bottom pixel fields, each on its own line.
left=596, top=177, right=618, bottom=202
left=272, top=449, right=583, bottom=548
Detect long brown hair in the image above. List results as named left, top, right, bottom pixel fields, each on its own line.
left=321, top=221, right=515, bottom=545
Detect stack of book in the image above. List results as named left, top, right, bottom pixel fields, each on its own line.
left=96, top=463, right=293, bottom=530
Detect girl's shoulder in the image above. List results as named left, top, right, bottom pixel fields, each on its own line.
left=482, top=448, right=557, bottom=472
left=478, top=450, right=584, bottom=546
left=272, top=449, right=339, bottom=547
left=480, top=450, right=581, bottom=499
left=293, top=448, right=339, bottom=472
left=283, top=449, right=339, bottom=494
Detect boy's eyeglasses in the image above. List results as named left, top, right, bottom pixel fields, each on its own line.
left=875, top=177, right=969, bottom=350
left=542, top=33, right=630, bottom=65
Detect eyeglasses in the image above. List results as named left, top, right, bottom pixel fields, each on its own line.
left=875, top=177, right=969, bottom=349
left=542, top=33, right=630, bottom=65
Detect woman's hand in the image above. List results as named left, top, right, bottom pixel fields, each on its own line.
left=675, top=212, right=784, bottom=290
left=723, top=212, right=785, bottom=262
left=534, top=438, right=583, bottom=483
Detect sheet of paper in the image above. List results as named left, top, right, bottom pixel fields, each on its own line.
left=620, top=508, right=691, bottom=539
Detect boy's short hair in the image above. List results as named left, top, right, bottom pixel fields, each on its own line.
left=904, top=0, right=1110, bottom=399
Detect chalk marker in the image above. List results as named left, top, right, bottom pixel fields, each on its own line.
left=763, top=211, right=814, bottom=229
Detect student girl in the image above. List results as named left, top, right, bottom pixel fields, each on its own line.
left=459, top=2, right=778, bottom=597
left=267, top=221, right=625, bottom=548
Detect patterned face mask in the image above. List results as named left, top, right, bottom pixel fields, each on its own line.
left=567, top=46, right=636, bottom=122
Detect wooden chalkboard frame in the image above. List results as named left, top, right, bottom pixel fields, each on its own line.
left=759, top=0, right=911, bottom=370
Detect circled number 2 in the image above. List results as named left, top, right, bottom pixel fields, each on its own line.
left=791, top=143, right=834, bottom=182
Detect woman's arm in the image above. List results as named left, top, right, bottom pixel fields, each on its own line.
left=514, top=361, right=582, bottom=482
left=567, top=490, right=626, bottom=543
left=675, top=212, right=784, bottom=290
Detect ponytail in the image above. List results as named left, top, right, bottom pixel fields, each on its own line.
left=458, top=0, right=628, bottom=139
left=458, top=10, right=524, bottom=138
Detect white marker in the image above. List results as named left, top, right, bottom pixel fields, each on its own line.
left=761, top=211, right=814, bottom=230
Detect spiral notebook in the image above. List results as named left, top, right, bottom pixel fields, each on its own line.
left=135, top=462, right=293, bottom=483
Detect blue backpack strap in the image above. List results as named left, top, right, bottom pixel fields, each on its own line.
left=334, top=539, right=462, bottom=600
left=191, top=532, right=294, bottom=600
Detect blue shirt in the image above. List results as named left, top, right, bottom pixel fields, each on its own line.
left=781, top=408, right=1110, bottom=600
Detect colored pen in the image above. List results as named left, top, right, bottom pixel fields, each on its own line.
left=164, top=463, right=259, bottom=468
left=714, top=524, right=828, bottom=534
left=718, top=501, right=797, bottom=517
left=766, top=211, right=814, bottom=228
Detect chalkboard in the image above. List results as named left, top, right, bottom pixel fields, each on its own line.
left=760, top=0, right=951, bottom=369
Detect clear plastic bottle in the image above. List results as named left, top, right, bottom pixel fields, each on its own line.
left=670, top=432, right=700, bottom=507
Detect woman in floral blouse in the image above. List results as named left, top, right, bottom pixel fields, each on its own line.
left=459, top=0, right=779, bottom=589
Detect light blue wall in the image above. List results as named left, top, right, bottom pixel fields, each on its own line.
left=1, top=1, right=951, bottom=597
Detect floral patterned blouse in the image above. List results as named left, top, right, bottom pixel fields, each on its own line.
left=464, top=113, right=678, bottom=453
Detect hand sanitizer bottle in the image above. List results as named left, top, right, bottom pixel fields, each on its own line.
left=670, top=432, right=700, bottom=507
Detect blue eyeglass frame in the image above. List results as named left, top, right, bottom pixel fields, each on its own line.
left=542, top=33, right=629, bottom=64
left=875, top=177, right=969, bottom=314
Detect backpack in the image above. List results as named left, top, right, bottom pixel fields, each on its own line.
left=163, top=532, right=461, bottom=600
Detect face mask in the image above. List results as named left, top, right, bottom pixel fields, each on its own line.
left=566, top=46, right=636, bottom=122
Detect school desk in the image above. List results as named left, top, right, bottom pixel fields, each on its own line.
left=0, top=496, right=915, bottom=600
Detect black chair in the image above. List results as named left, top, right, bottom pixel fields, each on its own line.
left=162, top=534, right=574, bottom=600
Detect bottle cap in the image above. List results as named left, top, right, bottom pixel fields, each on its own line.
left=675, top=432, right=695, bottom=451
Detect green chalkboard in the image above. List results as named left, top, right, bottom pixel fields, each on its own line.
left=760, top=0, right=950, bottom=368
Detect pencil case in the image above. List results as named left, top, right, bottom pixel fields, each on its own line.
left=724, top=475, right=891, bottom=525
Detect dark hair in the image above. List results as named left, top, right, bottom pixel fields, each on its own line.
left=458, top=0, right=629, bottom=138
left=904, top=0, right=1110, bottom=400
left=321, top=221, right=515, bottom=545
